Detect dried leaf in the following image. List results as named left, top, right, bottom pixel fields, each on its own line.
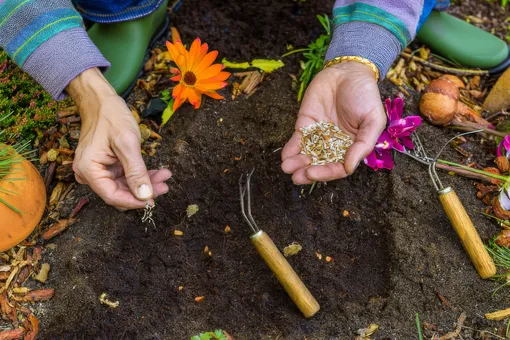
left=0, top=328, right=24, bottom=340
left=485, top=308, right=510, bottom=320
left=49, top=182, right=66, bottom=207
left=21, top=288, right=55, bottom=302
left=99, top=292, right=119, bottom=309
left=41, top=218, right=77, bottom=240
left=186, top=204, right=199, bottom=218
left=34, top=263, right=50, bottom=283
left=283, top=242, right=302, bottom=257
left=484, top=67, right=510, bottom=113
left=23, top=314, right=39, bottom=340
left=194, top=296, right=205, bottom=303
left=139, top=124, right=152, bottom=141
left=357, top=323, right=379, bottom=338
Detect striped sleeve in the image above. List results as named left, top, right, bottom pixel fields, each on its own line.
left=325, top=0, right=440, bottom=80
left=0, top=0, right=110, bottom=100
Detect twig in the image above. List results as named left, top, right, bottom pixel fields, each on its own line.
left=485, top=110, right=510, bottom=122
left=56, top=182, right=75, bottom=209
left=440, top=312, right=466, bottom=340
left=436, top=291, right=453, bottom=309
left=447, top=120, right=509, bottom=138
left=69, top=197, right=89, bottom=218
left=401, top=52, right=489, bottom=76
left=461, top=325, right=505, bottom=339
left=44, top=162, right=56, bottom=191
left=435, top=163, right=502, bottom=183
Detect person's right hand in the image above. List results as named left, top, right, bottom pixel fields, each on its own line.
left=67, top=68, right=172, bottom=210
left=281, top=61, right=387, bottom=184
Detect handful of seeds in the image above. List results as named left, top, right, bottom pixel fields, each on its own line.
left=300, top=121, right=354, bottom=165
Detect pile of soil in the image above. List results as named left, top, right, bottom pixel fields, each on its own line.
left=38, top=0, right=510, bottom=338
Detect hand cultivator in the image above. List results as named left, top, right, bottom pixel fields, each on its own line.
left=239, top=169, right=320, bottom=318
left=399, top=131, right=496, bottom=279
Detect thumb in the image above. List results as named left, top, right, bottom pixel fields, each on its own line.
left=344, top=107, right=386, bottom=174
left=113, top=132, right=153, bottom=201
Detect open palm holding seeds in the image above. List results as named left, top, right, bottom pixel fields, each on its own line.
left=300, top=121, right=354, bottom=165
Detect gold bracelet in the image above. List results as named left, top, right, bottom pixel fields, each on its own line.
left=323, top=56, right=380, bottom=82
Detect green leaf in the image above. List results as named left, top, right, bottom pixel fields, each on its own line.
left=190, top=336, right=201, bottom=340
left=160, top=89, right=172, bottom=103
left=222, top=58, right=284, bottom=73
left=212, top=330, right=226, bottom=340
left=160, top=100, right=175, bottom=127
left=199, top=333, right=212, bottom=340
left=250, top=59, right=284, bottom=73
left=221, top=58, right=250, bottom=69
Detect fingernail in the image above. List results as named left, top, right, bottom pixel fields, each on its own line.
left=137, top=184, right=153, bottom=200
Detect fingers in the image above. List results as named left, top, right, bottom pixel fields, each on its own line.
left=88, top=177, right=147, bottom=210
left=291, top=167, right=314, bottom=185
left=148, top=168, right=173, bottom=183
left=306, top=163, right=348, bottom=182
left=281, top=114, right=318, bottom=161
left=112, top=131, right=154, bottom=201
left=281, top=154, right=310, bottom=174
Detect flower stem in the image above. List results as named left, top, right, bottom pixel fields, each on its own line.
left=281, top=48, right=309, bottom=58
left=435, top=163, right=502, bottom=183
left=437, top=159, right=509, bottom=181
left=400, top=52, right=489, bottom=75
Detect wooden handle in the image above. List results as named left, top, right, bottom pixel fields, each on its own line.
left=250, top=230, right=320, bottom=318
left=438, top=187, right=496, bottom=279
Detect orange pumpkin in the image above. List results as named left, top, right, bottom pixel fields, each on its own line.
left=0, top=155, right=46, bottom=252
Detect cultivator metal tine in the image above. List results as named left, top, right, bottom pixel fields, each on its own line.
left=400, top=131, right=444, bottom=190
left=239, top=168, right=260, bottom=234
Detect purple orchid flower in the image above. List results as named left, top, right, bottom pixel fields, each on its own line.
left=497, top=135, right=510, bottom=157
left=364, top=149, right=394, bottom=171
left=364, top=97, right=422, bottom=171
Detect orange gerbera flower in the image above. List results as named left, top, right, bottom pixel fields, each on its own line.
left=166, top=37, right=230, bottom=111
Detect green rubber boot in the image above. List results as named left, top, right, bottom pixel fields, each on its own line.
left=417, top=11, right=508, bottom=70
left=87, top=0, right=170, bottom=97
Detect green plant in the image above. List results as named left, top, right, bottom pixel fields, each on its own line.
left=415, top=313, right=423, bottom=340
left=503, top=0, right=509, bottom=7
left=0, top=50, right=70, bottom=140
left=190, top=329, right=227, bottom=340
left=159, top=88, right=176, bottom=127
left=282, top=14, right=331, bottom=101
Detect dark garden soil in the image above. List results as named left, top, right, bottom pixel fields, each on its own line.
left=37, top=0, right=510, bottom=339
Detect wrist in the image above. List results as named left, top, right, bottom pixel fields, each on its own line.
left=328, top=60, right=379, bottom=81
left=66, top=67, right=117, bottom=111
left=324, top=56, right=379, bottom=81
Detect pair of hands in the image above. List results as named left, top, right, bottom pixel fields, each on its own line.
left=69, top=62, right=386, bottom=210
